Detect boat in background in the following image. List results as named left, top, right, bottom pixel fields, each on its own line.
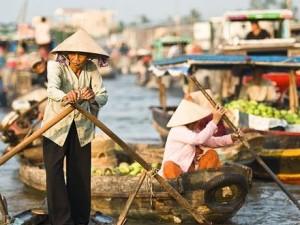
left=244, top=129, right=300, bottom=184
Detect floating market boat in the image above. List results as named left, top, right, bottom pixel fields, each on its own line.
left=220, top=9, right=300, bottom=57
left=243, top=129, right=300, bottom=184
left=148, top=54, right=300, bottom=142
left=18, top=136, right=253, bottom=224
left=19, top=158, right=252, bottom=224
left=149, top=54, right=300, bottom=184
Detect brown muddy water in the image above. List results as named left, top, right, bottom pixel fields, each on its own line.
left=0, top=75, right=300, bottom=225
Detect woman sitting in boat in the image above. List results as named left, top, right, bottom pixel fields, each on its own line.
left=159, top=93, right=240, bottom=179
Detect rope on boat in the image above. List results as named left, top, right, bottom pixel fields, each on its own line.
left=146, top=168, right=158, bottom=209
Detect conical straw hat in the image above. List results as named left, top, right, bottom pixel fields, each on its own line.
left=190, top=89, right=214, bottom=109
left=167, top=99, right=212, bottom=128
left=51, top=29, right=109, bottom=58
left=28, top=52, right=43, bottom=69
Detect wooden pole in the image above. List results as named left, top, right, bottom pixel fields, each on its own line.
left=189, top=75, right=300, bottom=211
left=71, top=103, right=211, bottom=225
left=157, top=77, right=167, bottom=111
left=0, top=105, right=74, bottom=166
left=116, top=171, right=147, bottom=225
left=289, top=70, right=298, bottom=112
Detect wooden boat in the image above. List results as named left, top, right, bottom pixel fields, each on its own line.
left=18, top=136, right=254, bottom=224
left=19, top=159, right=252, bottom=224
left=220, top=9, right=300, bottom=57
left=243, top=129, right=300, bottom=184
left=149, top=106, right=175, bottom=143
left=5, top=210, right=113, bottom=225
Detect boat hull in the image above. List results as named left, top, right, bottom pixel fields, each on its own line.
left=149, top=105, right=176, bottom=143
left=19, top=160, right=251, bottom=224
left=244, top=130, right=300, bottom=184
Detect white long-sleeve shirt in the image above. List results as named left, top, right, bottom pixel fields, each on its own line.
left=42, top=60, right=108, bottom=147
left=159, top=121, right=233, bottom=174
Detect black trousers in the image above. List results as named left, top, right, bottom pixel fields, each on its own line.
left=43, top=122, right=91, bottom=225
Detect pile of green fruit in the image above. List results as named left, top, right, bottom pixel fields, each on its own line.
left=91, top=161, right=161, bottom=177
left=225, top=100, right=300, bottom=124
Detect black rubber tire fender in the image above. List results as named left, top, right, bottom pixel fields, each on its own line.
left=204, top=173, right=249, bottom=214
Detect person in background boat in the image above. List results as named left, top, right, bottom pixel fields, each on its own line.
left=167, top=43, right=186, bottom=58
left=185, top=42, right=203, bottom=54
left=131, top=48, right=152, bottom=85
left=159, top=92, right=241, bottom=180
left=118, top=42, right=130, bottom=74
left=245, top=21, right=271, bottom=40
left=42, top=29, right=109, bottom=225
left=15, top=41, right=30, bottom=71
left=29, top=52, right=48, bottom=88
left=33, top=16, right=52, bottom=60
left=239, top=68, right=279, bottom=103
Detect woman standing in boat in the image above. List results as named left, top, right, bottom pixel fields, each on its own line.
left=42, top=29, right=109, bottom=225
left=159, top=92, right=240, bottom=179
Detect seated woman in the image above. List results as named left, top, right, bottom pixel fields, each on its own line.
left=159, top=93, right=239, bottom=180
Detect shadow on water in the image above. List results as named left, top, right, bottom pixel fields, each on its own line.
left=0, top=75, right=300, bottom=225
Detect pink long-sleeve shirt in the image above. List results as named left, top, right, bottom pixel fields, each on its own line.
left=159, top=121, right=233, bottom=175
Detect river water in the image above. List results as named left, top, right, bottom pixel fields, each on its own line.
left=0, top=75, right=300, bottom=225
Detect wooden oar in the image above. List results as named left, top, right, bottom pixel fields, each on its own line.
left=1, top=97, right=47, bottom=131
left=0, top=105, right=74, bottom=166
left=189, top=75, right=300, bottom=211
left=71, top=103, right=211, bottom=225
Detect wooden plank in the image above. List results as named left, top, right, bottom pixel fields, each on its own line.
left=289, top=72, right=296, bottom=112
left=157, top=77, right=167, bottom=111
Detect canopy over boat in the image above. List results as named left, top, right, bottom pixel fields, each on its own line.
left=152, top=35, right=192, bottom=46
left=225, top=9, right=293, bottom=21
left=149, top=54, right=300, bottom=76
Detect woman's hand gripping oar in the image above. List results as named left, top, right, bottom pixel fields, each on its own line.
left=69, top=102, right=211, bottom=225
left=188, top=75, right=300, bottom=211
left=0, top=104, right=74, bottom=166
